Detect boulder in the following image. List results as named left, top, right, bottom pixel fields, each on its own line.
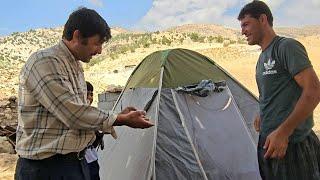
left=0, top=137, right=15, bottom=154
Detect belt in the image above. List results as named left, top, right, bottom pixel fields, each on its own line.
left=43, top=148, right=87, bottom=161
left=51, top=151, right=86, bottom=160
left=18, top=149, right=87, bottom=161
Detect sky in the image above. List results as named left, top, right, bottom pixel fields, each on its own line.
left=0, top=0, right=319, bottom=36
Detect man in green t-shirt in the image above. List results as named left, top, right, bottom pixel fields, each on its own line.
left=238, top=1, right=320, bottom=179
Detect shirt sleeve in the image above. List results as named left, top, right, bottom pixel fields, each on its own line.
left=278, top=38, right=312, bottom=76
left=24, top=55, right=117, bottom=134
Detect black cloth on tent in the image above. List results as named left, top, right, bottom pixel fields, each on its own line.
left=175, top=80, right=226, bottom=97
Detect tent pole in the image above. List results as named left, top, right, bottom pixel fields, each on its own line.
left=171, top=90, right=209, bottom=180
left=225, top=86, right=258, bottom=150
left=148, top=67, right=164, bottom=180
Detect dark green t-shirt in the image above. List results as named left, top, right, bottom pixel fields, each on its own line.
left=256, top=36, right=313, bottom=143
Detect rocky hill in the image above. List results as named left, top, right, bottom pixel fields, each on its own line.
left=167, top=24, right=240, bottom=40
left=0, top=23, right=319, bottom=180
left=0, top=24, right=319, bottom=100
left=275, top=25, right=320, bottom=37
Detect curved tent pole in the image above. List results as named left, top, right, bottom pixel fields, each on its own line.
left=171, top=89, right=209, bottom=180
left=225, top=86, right=257, bottom=150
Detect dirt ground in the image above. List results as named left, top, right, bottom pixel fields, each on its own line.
left=0, top=153, right=18, bottom=180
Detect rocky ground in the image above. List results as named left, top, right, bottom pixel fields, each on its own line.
left=0, top=97, right=18, bottom=180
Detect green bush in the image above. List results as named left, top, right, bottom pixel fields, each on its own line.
left=189, top=33, right=199, bottom=42
left=88, top=57, right=104, bottom=66
left=179, top=37, right=184, bottom=44
left=216, top=35, right=224, bottom=43
left=161, top=36, right=171, bottom=45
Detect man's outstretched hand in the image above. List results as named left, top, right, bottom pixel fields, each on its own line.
left=120, top=106, right=136, bottom=114
left=114, top=109, right=154, bottom=129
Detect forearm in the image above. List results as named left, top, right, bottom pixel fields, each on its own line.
left=278, top=90, right=320, bottom=135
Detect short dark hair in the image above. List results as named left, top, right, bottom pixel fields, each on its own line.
left=238, top=0, right=273, bottom=27
left=63, top=7, right=112, bottom=42
left=86, top=81, right=94, bottom=92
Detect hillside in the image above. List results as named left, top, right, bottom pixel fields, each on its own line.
left=275, top=25, right=320, bottom=37
left=0, top=24, right=319, bottom=100
left=0, top=23, right=320, bottom=180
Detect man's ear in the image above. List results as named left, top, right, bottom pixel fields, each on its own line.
left=72, top=30, right=81, bottom=43
left=259, top=14, right=268, bottom=25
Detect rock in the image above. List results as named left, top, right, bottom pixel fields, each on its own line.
left=4, top=108, right=11, bottom=114
left=0, top=137, right=15, bottom=154
left=0, top=153, right=18, bottom=180
left=0, top=101, right=9, bottom=108
left=105, top=84, right=123, bottom=93
left=223, top=40, right=231, bottom=47
left=8, top=96, right=17, bottom=103
left=4, top=114, right=12, bottom=120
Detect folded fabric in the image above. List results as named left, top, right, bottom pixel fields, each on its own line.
left=175, top=80, right=226, bottom=97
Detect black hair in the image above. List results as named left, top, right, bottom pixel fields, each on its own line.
left=238, top=0, right=273, bottom=27
left=86, top=81, right=94, bottom=92
left=63, top=7, right=112, bottom=42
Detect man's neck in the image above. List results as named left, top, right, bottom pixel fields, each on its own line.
left=260, top=28, right=277, bottom=51
left=62, top=39, right=78, bottom=60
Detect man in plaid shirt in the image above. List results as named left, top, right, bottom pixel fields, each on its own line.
left=15, top=7, right=153, bottom=180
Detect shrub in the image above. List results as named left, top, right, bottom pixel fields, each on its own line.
left=189, top=33, right=199, bottom=42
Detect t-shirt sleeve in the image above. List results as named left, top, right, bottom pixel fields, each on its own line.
left=278, top=38, right=312, bottom=76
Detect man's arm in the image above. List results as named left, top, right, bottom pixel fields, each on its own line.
left=26, top=57, right=153, bottom=132
left=278, top=67, right=320, bottom=136
left=264, top=67, right=320, bottom=159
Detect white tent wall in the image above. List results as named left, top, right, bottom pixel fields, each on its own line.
left=224, top=77, right=260, bottom=143
left=171, top=88, right=261, bottom=179
left=155, top=89, right=206, bottom=180
left=153, top=88, right=261, bottom=180
left=98, top=88, right=158, bottom=180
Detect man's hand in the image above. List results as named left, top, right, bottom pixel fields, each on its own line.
left=263, top=128, right=290, bottom=159
left=254, top=115, right=261, bottom=132
left=120, top=107, right=136, bottom=114
left=114, top=110, right=154, bottom=129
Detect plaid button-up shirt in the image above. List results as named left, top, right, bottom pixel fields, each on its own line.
left=16, top=40, right=117, bottom=160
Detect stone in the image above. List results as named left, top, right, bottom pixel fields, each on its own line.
left=4, top=108, right=11, bottom=114
left=4, top=114, right=12, bottom=120
left=0, top=137, right=15, bottom=154
left=0, top=101, right=9, bottom=108
left=8, top=96, right=17, bottom=103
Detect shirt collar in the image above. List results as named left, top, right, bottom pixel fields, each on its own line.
left=58, top=39, right=77, bottom=62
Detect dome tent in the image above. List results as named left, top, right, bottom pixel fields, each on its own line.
left=98, top=48, right=261, bottom=180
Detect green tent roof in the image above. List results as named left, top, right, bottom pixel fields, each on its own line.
left=126, top=48, right=229, bottom=88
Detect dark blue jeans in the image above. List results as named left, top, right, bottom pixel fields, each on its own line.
left=15, top=154, right=90, bottom=180
left=88, top=160, right=100, bottom=180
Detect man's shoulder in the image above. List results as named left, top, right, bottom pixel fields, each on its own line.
left=26, top=44, right=63, bottom=66
left=277, top=37, right=303, bottom=50
left=33, top=44, right=60, bottom=59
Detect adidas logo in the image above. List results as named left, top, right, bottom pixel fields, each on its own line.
left=264, top=58, right=275, bottom=71
left=262, top=58, right=277, bottom=75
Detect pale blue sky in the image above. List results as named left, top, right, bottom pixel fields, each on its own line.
left=0, top=0, right=319, bottom=36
